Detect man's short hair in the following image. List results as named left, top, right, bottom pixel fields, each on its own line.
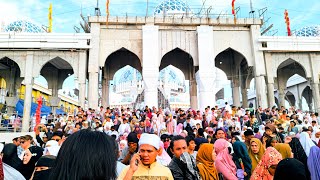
left=214, top=128, right=225, bottom=136
left=198, top=128, right=205, bottom=136
left=244, top=130, right=254, bottom=136
left=169, top=135, right=186, bottom=151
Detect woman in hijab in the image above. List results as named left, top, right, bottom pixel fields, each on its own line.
left=300, top=131, right=316, bottom=157
left=20, top=146, right=43, bottom=180
left=288, top=137, right=310, bottom=180
left=250, top=147, right=282, bottom=180
left=214, top=139, right=238, bottom=180
left=274, top=158, right=308, bottom=180
left=31, top=155, right=56, bottom=180
left=156, top=141, right=171, bottom=166
left=307, top=146, right=320, bottom=180
left=274, top=143, right=293, bottom=159
left=2, top=143, right=22, bottom=171
left=248, top=138, right=265, bottom=173
left=233, top=141, right=252, bottom=180
left=196, top=143, right=219, bottom=180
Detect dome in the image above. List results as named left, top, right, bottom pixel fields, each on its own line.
left=294, top=25, right=320, bottom=37
left=115, top=66, right=142, bottom=85
left=4, top=20, right=43, bottom=33
left=159, top=66, right=185, bottom=85
left=154, top=0, right=192, bottom=17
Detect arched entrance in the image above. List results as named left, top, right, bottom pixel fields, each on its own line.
left=0, top=57, right=23, bottom=114
left=277, top=59, right=307, bottom=108
left=215, top=48, right=252, bottom=108
left=159, top=48, right=194, bottom=109
left=40, top=57, right=74, bottom=114
left=103, top=48, right=142, bottom=108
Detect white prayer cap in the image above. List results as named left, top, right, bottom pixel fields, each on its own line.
left=138, top=133, right=160, bottom=150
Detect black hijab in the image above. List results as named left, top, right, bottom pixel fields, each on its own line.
left=20, top=146, right=43, bottom=180
left=33, top=155, right=56, bottom=180
left=289, top=137, right=310, bottom=180
left=2, top=143, right=22, bottom=171
left=274, top=158, right=307, bottom=180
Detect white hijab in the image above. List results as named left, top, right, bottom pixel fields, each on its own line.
left=299, top=131, right=316, bottom=157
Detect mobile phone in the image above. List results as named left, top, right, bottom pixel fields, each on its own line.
left=135, top=159, right=139, bottom=166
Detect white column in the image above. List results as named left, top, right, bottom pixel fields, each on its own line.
left=142, top=25, right=159, bottom=108
left=102, top=78, right=110, bottom=107
left=79, top=82, right=86, bottom=108
left=78, top=51, right=87, bottom=108
left=250, top=25, right=268, bottom=108
left=255, top=75, right=268, bottom=108
left=278, top=85, right=286, bottom=108
left=197, top=25, right=215, bottom=111
left=241, top=88, right=248, bottom=108
left=190, top=79, right=198, bottom=110
left=267, top=83, right=275, bottom=107
left=88, top=72, right=99, bottom=109
left=22, top=52, right=34, bottom=132
left=231, top=79, right=241, bottom=107
left=88, top=23, right=100, bottom=109
left=311, top=82, right=320, bottom=112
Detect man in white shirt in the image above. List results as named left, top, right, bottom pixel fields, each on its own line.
left=103, top=116, right=114, bottom=132
left=118, top=118, right=131, bottom=135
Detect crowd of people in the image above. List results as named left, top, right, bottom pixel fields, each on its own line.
left=0, top=103, right=320, bottom=180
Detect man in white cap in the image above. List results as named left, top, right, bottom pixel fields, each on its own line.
left=118, top=133, right=174, bottom=180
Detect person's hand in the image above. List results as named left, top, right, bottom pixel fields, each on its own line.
left=244, top=172, right=248, bottom=176
left=129, top=153, right=141, bottom=172
left=129, top=144, right=137, bottom=154
left=262, top=136, right=268, bottom=143
left=285, top=136, right=292, bottom=144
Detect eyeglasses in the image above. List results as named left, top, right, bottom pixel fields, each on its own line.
left=208, top=131, right=214, bottom=134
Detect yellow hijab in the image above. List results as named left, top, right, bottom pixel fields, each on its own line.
left=274, top=143, right=292, bottom=159
left=249, top=138, right=265, bottom=172
left=196, top=143, right=219, bottom=180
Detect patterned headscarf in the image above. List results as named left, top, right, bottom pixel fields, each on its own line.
left=250, top=147, right=282, bottom=180
left=180, top=152, right=200, bottom=180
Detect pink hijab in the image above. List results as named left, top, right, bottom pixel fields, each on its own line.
left=214, top=139, right=237, bottom=180
left=250, top=147, right=282, bottom=180
left=157, top=141, right=172, bottom=166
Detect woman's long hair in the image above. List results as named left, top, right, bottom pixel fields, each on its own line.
left=49, top=129, right=117, bottom=180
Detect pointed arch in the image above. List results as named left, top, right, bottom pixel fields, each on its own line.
left=104, top=47, right=142, bottom=80
left=159, top=48, right=194, bottom=80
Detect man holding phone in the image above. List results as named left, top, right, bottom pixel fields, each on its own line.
left=118, top=133, right=173, bottom=180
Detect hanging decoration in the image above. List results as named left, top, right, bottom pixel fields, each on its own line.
left=34, top=97, right=42, bottom=131
left=232, top=0, right=237, bottom=24
left=106, top=0, right=110, bottom=26
left=284, top=9, right=291, bottom=36
left=48, top=3, right=52, bottom=33
left=232, top=0, right=236, bottom=15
